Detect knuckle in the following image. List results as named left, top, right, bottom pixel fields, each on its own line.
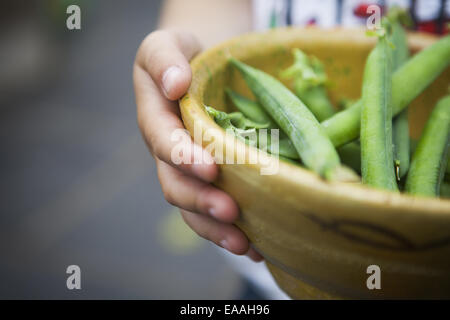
left=143, top=30, right=175, bottom=53
left=179, top=210, right=211, bottom=241
left=161, top=184, right=176, bottom=206
left=137, top=30, right=170, bottom=66
left=149, top=132, right=164, bottom=159
left=137, top=120, right=157, bottom=155
left=142, top=30, right=167, bottom=49
left=193, top=228, right=209, bottom=241
left=194, top=184, right=210, bottom=213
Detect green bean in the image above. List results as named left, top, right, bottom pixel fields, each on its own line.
left=390, top=19, right=411, bottom=180
left=405, top=95, right=450, bottom=197
left=360, top=35, right=398, bottom=191
left=229, top=58, right=358, bottom=181
left=281, top=49, right=335, bottom=121
left=322, top=35, right=450, bottom=147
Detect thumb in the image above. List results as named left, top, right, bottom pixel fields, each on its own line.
left=136, top=30, right=202, bottom=100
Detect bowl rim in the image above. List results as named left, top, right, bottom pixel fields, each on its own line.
left=180, top=26, right=450, bottom=217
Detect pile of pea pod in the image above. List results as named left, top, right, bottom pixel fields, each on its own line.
left=206, top=13, right=450, bottom=199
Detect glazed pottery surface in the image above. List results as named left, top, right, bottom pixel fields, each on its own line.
left=180, top=27, right=450, bottom=299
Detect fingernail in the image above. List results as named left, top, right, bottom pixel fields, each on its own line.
left=208, top=207, right=217, bottom=218
left=162, top=66, right=182, bottom=98
left=220, top=239, right=230, bottom=251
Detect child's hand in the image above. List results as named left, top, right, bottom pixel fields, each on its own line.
left=133, top=30, right=263, bottom=262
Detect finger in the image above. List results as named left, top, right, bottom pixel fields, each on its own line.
left=157, top=160, right=239, bottom=223
left=136, top=30, right=202, bottom=100
left=180, top=209, right=249, bottom=255
left=246, top=247, right=264, bottom=262
left=134, top=65, right=217, bottom=182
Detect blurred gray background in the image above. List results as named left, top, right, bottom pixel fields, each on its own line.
left=0, top=0, right=245, bottom=299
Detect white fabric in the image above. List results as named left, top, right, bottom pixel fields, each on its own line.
left=219, top=248, right=290, bottom=300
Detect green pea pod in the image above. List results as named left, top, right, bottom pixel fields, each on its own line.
left=227, top=112, right=270, bottom=129
left=279, top=155, right=302, bottom=166
left=390, top=15, right=411, bottom=181
left=447, top=156, right=450, bottom=177
left=337, top=142, right=361, bottom=174
left=267, top=137, right=300, bottom=160
left=405, top=95, right=450, bottom=197
left=322, top=35, right=450, bottom=147
left=225, top=88, right=278, bottom=128
left=441, top=182, right=450, bottom=198
left=226, top=88, right=300, bottom=159
left=230, top=58, right=358, bottom=181
left=281, top=49, right=335, bottom=121
left=296, top=86, right=336, bottom=122
left=338, top=98, right=357, bottom=110
left=361, top=35, right=398, bottom=191
left=411, top=138, right=450, bottom=183
left=205, top=106, right=259, bottom=147
left=206, top=105, right=299, bottom=159
left=412, top=139, right=450, bottom=182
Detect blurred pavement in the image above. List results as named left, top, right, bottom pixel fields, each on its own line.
left=0, top=0, right=243, bottom=299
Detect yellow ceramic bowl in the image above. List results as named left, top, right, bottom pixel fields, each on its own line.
left=180, top=27, right=450, bottom=299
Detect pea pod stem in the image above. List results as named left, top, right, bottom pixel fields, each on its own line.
left=405, top=95, right=450, bottom=197
left=393, top=109, right=409, bottom=180
left=361, top=36, right=398, bottom=191
left=390, top=20, right=411, bottom=180
left=322, top=35, right=450, bottom=147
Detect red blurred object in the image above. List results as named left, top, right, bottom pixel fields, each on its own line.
left=353, top=3, right=384, bottom=18
left=307, top=18, right=316, bottom=26
left=444, top=19, right=450, bottom=35
left=417, top=21, right=439, bottom=34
